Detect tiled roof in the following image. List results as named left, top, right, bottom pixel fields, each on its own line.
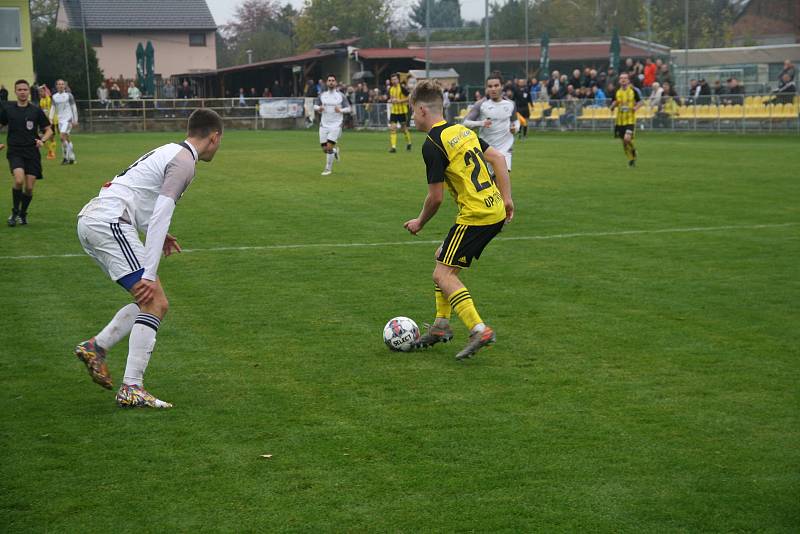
left=59, top=0, right=217, bottom=30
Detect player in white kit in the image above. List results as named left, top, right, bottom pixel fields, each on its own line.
left=313, top=74, right=351, bottom=176
left=462, top=72, right=519, bottom=172
left=50, top=79, right=79, bottom=164
left=73, top=109, right=223, bottom=408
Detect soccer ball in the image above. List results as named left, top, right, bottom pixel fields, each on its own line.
left=383, top=317, right=420, bottom=352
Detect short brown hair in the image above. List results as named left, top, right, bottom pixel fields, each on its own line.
left=187, top=108, right=223, bottom=138
left=409, top=80, right=443, bottom=112
left=14, top=79, right=29, bottom=88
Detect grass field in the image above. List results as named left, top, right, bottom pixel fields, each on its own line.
left=1, top=129, right=798, bottom=532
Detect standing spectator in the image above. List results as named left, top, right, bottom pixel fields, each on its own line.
left=712, top=80, right=724, bottom=103
left=0, top=79, right=54, bottom=226
left=643, top=57, right=657, bottom=94
left=304, top=79, right=317, bottom=97
left=97, top=83, right=109, bottom=110
left=0, top=84, right=8, bottom=102
left=354, top=82, right=369, bottom=125
left=779, top=59, right=796, bottom=83
left=568, top=69, right=582, bottom=89
left=238, top=88, right=247, bottom=107
left=606, top=67, right=619, bottom=88
left=657, top=63, right=673, bottom=87
left=161, top=79, right=176, bottom=100
left=271, top=81, right=283, bottom=98
left=127, top=81, right=141, bottom=100
left=109, top=83, right=122, bottom=108
left=161, top=79, right=176, bottom=117
left=262, top=88, right=271, bottom=98
left=177, top=80, right=193, bottom=99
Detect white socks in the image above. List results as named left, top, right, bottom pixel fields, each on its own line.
left=68, top=142, right=75, bottom=160
left=95, top=303, right=139, bottom=350
left=123, top=313, right=161, bottom=386
left=325, top=152, right=334, bottom=171
left=63, top=141, right=75, bottom=160
left=471, top=322, right=486, bottom=334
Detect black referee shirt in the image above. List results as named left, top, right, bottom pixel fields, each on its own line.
left=0, top=102, right=51, bottom=148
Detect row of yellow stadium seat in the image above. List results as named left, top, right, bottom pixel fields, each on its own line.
left=677, top=104, right=799, bottom=118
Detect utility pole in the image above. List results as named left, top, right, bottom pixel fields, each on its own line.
left=484, top=0, right=490, bottom=78
left=78, top=0, right=93, bottom=131
left=425, top=0, right=431, bottom=79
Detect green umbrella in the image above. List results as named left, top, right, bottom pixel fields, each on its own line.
left=136, top=42, right=145, bottom=91
left=145, top=41, right=155, bottom=96
left=609, top=28, right=621, bottom=73
left=539, top=32, right=550, bottom=79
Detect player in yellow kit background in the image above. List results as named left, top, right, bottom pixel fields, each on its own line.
left=388, top=73, right=412, bottom=153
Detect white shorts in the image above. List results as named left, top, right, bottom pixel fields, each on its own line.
left=487, top=151, right=513, bottom=175
left=319, top=126, right=341, bottom=145
left=58, top=119, right=73, bottom=135
left=77, top=216, right=144, bottom=282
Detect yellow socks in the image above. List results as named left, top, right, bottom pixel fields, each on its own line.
left=390, top=130, right=397, bottom=148
left=404, top=129, right=412, bottom=145
left=435, top=284, right=451, bottom=320
left=448, top=287, right=482, bottom=332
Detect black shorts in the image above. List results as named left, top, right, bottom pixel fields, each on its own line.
left=7, top=146, right=43, bottom=179
left=516, top=106, right=530, bottom=119
left=437, top=220, right=505, bottom=268
left=389, top=113, right=408, bottom=125
left=614, top=124, right=635, bottom=139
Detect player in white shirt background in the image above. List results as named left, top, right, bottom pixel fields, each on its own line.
left=73, top=109, right=223, bottom=409
left=313, top=74, right=351, bottom=176
left=50, top=79, right=79, bottom=165
left=462, top=72, right=519, bottom=173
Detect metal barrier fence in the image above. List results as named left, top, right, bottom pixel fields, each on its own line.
left=71, top=96, right=799, bottom=133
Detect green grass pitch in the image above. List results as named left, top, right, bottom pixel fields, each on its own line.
left=1, top=129, right=798, bottom=531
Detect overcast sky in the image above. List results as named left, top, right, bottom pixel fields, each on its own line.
left=205, top=0, right=488, bottom=27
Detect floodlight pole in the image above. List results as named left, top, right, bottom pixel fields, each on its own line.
left=78, top=0, right=93, bottom=131
left=425, top=0, right=430, bottom=79
left=684, top=0, right=689, bottom=93
left=484, top=0, right=490, bottom=78
left=646, top=0, right=652, bottom=56
left=524, top=0, right=529, bottom=77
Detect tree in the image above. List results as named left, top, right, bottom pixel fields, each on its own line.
left=410, top=0, right=463, bottom=30
left=33, top=28, right=104, bottom=100
left=29, top=0, right=59, bottom=37
left=649, top=0, right=734, bottom=49
left=296, top=0, right=393, bottom=50
left=219, top=0, right=298, bottom=66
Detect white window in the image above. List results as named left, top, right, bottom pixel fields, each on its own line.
left=0, top=8, right=22, bottom=50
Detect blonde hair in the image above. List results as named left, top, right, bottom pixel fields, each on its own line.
left=410, top=80, right=444, bottom=113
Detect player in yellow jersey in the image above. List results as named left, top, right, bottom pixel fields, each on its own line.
left=37, top=84, right=58, bottom=159
left=404, top=80, right=514, bottom=360
left=609, top=73, right=643, bottom=167
left=388, top=73, right=412, bottom=152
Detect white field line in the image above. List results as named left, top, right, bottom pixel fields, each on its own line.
left=0, top=222, right=796, bottom=261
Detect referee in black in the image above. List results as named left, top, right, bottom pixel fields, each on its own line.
left=0, top=79, right=53, bottom=226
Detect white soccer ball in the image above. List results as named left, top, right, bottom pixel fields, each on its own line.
left=383, top=316, right=420, bottom=352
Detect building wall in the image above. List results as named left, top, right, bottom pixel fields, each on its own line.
left=91, top=31, right=216, bottom=79
left=0, top=0, right=34, bottom=97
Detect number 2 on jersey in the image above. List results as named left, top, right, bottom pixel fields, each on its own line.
left=463, top=148, right=492, bottom=192
left=116, top=150, right=156, bottom=178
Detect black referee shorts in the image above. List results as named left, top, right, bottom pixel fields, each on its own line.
left=437, top=220, right=505, bottom=268
left=7, top=146, right=43, bottom=179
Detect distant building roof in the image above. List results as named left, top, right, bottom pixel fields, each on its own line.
left=58, top=0, right=217, bottom=31
left=358, top=37, right=669, bottom=65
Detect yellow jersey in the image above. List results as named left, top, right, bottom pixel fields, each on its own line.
left=389, top=83, right=409, bottom=115
left=614, top=86, right=640, bottom=126
left=422, top=120, right=506, bottom=226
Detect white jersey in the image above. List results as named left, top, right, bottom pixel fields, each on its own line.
left=51, top=91, right=78, bottom=123
left=314, top=89, right=351, bottom=129
left=463, top=97, right=518, bottom=156
left=78, top=141, right=199, bottom=281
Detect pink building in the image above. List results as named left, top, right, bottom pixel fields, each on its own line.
left=56, top=0, right=217, bottom=80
